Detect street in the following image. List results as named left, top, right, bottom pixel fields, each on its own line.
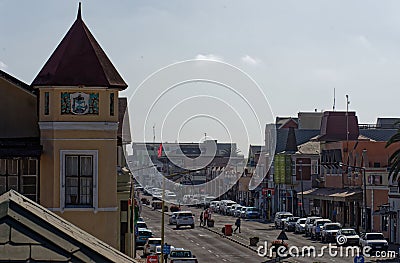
left=139, top=202, right=399, bottom=263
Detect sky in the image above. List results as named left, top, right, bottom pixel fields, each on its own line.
left=1, top=1, right=400, bottom=154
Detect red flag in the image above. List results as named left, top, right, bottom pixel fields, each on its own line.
left=157, top=143, right=162, bottom=158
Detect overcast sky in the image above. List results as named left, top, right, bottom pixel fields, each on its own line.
left=1, top=1, right=400, bottom=153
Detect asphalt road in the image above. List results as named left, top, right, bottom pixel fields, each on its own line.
left=141, top=206, right=263, bottom=263
left=138, top=196, right=398, bottom=263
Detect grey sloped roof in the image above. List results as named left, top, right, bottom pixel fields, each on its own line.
left=359, top=129, right=398, bottom=142
left=275, top=129, right=320, bottom=154
left=0, top=190, right=137, bottom=262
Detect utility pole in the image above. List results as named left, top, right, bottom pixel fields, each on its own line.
left=299, top=160, right=305, bottom=217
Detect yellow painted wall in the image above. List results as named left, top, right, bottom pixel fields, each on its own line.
left=38, top=87, right=118, bottom=122
left=0, top=78, right=39, bottom=137
left=38, top=86, right=121, bottom=248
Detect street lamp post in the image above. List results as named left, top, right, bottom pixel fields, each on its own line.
left=299, top=160, right=305, bottom=217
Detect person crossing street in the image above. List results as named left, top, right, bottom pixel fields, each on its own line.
left=234, top=217, right=241, bottom=233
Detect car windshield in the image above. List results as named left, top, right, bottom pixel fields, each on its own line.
left=281, top=214, right=292, bottom=219
left=341, top=229, right=357, bottom=235
left=170, top=251, right=192, bottom=258
left=366, top=234, right=385, bottom=240
left=317, top=220, right=330, bottom=226
left=325, top=224, right=340, bottom=230
left=148, top=240, right=162, bottom=245
left=137, top=222, right=147, bottom=228
left=178, top=213, right=192, bottom=217
left=247, top=207, right=258, bottom=211
left=298, top=219, right=306, bottom=224
left=288, top=217, right=299, bottom=222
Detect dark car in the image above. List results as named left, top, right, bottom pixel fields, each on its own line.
left=244, top=207, right=260, bottom=219
left=135, top=228, right=153, bottom=247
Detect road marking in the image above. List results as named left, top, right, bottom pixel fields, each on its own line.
left=222, top=259, right=227, bottom=262
left=208, top=249, right=212, bottom=253
left=196, top=243, right=200, bottom=246
left=216, top=255, right=220, bottom=257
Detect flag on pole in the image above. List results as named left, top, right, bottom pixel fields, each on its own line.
left=157, top=143, right=163, bottom=158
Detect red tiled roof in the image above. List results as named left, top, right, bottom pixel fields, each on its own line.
left=32, top=4, right=127, bottom=90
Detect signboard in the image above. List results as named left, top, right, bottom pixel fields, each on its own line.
left=274, top=154, right=292, bottom=184
left=146, top=255, right=158, bottom=263
left=163, top=244, right=171, bottom=255
left=354, top=255, right=364, bottom=263
left=277, top=230, right=288, bottom=241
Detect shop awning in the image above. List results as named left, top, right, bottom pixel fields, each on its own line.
left=297, top=188, right=362, bottom=202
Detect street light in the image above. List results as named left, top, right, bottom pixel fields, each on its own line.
left=299, top=160, right=305, bottom=217
left=129, top=164, right=157, bottom=258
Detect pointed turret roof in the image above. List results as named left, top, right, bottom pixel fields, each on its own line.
left=32, top=3, right=127, bottom=90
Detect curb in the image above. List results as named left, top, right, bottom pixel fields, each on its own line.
left=200, top=225, right=260, bottom=253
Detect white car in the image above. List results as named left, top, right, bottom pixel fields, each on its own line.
left=311, top=218, right=331, bottom=240
left=294, top=218, right=307, bottom=234
left=336, top=228, right=360, bottom=246
left=175, top=211, right=195, bottom=229
left=233, top=205, right=244, bottom=217
left=143, top=237, right=162, bottom=256
left=274, top=212, right=293, bottom=229
left=359, top=232, right=389, bottom=251
left=169, top=212, right=178, bottom=225
left=304, top=216, right=322, bottom=237
left=321, top=222, right=341, bottom=243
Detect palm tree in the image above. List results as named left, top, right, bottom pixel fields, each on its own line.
left=386, top=126, right=400, bottom=182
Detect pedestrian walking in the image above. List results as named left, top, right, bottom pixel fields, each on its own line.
left=200, top=211, right=204, bottom=226
left=234, top=217, right=241, bottom=233
left=204, top=209, right=209, bottom=227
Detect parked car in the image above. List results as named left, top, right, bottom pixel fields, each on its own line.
left=137, top=221, right=148, bottom=229
left=233, top=205, right=243, bottom=217
left=274, top=212, right=293, bottom=229
left=243, top=207, right=260, bottom=219
left=336, top=228, right=360, bottom=246
left=175, top=211, right=195, bottom=229
left=220, top=200, right=237, bottom=215
left=229, top=204, right=242, bottom=216
left=210, top=201, right=220, bottom=212
left=311, top=219, right=332, bottom=240
left=294, top=218, right=307, bottom=234
left=136, top=228, right=153, bottom=247
left=143, top=237, right=162, bottom=256
left=304, top=216, right=322, bottom=237
left=168, top=248, right=198, bottom=263
left=240, top=206, right=248, bottom=218
left=359, top=232, right=389, bottom=251
left=284, top=216, right=300, bottom=231
left=321, top=222, right=341, bottom=243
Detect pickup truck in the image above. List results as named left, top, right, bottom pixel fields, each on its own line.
left=359, top=232, right=389, bottom=252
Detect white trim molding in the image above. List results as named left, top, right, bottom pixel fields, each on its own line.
left=39, top=122, right=118, bottom=131
left=60, top=150, right=98, bottom=212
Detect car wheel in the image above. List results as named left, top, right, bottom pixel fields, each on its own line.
left=176, top=225, right=180, bottom=229
left=191, top=224, right=195, bottom=229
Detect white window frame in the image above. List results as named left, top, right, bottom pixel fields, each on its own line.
left=60, top=150, right=98, bottom=211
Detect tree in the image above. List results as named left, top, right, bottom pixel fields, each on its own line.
left=386, top=126, right=400, bottom=182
